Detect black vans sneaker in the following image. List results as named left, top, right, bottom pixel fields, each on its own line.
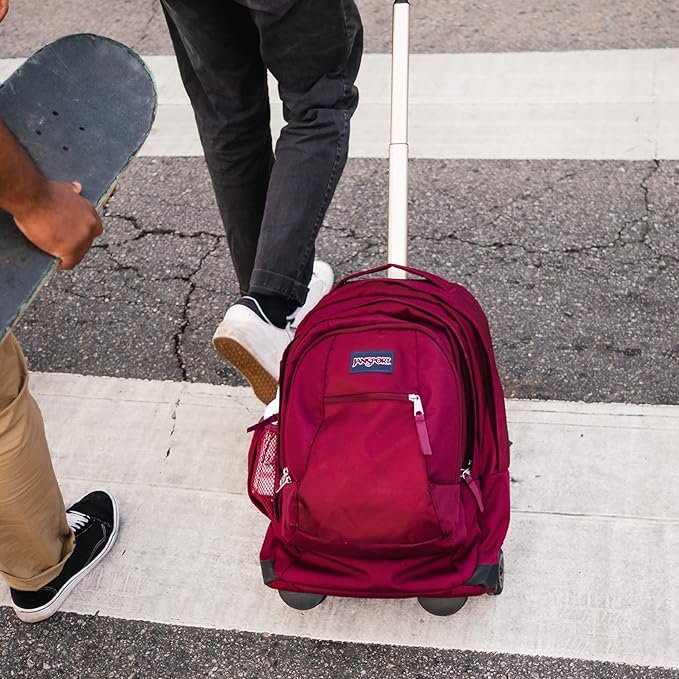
left=10, top=490, right=119, bottom=623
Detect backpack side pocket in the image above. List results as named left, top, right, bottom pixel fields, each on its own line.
left=247, top=419, right=279, bottom=521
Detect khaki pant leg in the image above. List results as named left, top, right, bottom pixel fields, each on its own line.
left=0, top=333, right=74, bottom=590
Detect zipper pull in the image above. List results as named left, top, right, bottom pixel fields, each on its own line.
left=461, top=467, right=484, bottom=512
left=409, top=394, right=433, bottom=456
left=408, top=393, right=424, bottom=416
left=276, top=467, right=292, bottom=494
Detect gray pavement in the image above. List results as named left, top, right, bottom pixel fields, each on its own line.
left=1, top=609, right=677, bottom=679
left=2, top=0, right=679, bottom=57
left=14, top=157, right=679, bottom=405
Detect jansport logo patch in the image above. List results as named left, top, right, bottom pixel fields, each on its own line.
left=350, top=351, right=394, bottom=373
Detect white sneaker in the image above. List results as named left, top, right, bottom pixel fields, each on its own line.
left=213, top=261, right=334, bottom=404
left=289, top=260, right=334, bottom=330
left=213, top=297, right=293, bottom=405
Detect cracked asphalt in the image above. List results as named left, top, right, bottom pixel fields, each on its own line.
left=13, top=157, right=679, bottom=405
left=2, top=609, right=678, bottom=679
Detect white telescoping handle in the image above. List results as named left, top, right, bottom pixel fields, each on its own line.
left=387, top=0, right=410, bottom=279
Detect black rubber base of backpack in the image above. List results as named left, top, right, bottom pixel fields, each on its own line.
left=465, top=549, right=505, bottom=595
left=490, top=550, right=505, bottom=596
left=276, top=550, right=504, bottom=615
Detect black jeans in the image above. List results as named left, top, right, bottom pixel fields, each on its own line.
left=161, top=0, right=363, bottom=306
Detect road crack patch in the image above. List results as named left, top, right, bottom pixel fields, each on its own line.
left=172, top=237, right=222, bottom=381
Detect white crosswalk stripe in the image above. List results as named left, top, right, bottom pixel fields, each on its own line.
left=145, top=50, right=679, bottom=159
left=4, top=50, right=679, bottom=159
left=0, top=372, right=676, bottom=668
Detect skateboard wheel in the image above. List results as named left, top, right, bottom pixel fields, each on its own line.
left=278, top=590, right=326, bottom=610
left=417, top=596, right=467, bottom=616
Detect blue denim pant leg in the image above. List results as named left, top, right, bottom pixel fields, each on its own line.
left=161, top=0, right=363, bottom=306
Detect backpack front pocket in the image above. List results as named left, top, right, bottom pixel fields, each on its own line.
left=290, top=393, right=444, bottom=551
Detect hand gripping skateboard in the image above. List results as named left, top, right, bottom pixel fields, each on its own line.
left=0, top=34, right=157, bottom=343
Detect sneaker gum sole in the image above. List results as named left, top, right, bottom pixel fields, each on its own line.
left=213, top=336, right=278, bottom=405
left=13, top=495, right=120, bottom=624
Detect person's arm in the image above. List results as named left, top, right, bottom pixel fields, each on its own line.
left=0, top=119, right=103, bottom=269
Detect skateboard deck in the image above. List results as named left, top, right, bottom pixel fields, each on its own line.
left=0, top=33, right=156, bottom=343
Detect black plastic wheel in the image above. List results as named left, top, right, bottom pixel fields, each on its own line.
left=417, top=596, right=468, bottom=616
left=489, top=550, right=505, bottom=595
left=278, top=590, right=327, bottom=610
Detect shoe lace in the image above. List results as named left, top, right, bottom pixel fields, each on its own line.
left=67, top=510, right=91, bottom=532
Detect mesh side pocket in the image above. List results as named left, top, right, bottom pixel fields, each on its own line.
left=247, top=422, right=279, bottom=520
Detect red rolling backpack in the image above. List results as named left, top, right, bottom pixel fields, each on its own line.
left=246, top=0, right=510, bottom=616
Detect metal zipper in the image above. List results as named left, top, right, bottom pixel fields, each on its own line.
left=276, top=467, right=292, bottom=494
left=461, top=464, right=484, bottom=512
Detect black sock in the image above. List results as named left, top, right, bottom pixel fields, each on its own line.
left=240, top=294, right=297, bottom=329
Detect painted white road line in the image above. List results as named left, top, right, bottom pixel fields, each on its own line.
left=141, top=49, right=679, bottom=160
left=3, top=49, right=679, bottom=159
left=0, top=372, right=677, bottom=668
